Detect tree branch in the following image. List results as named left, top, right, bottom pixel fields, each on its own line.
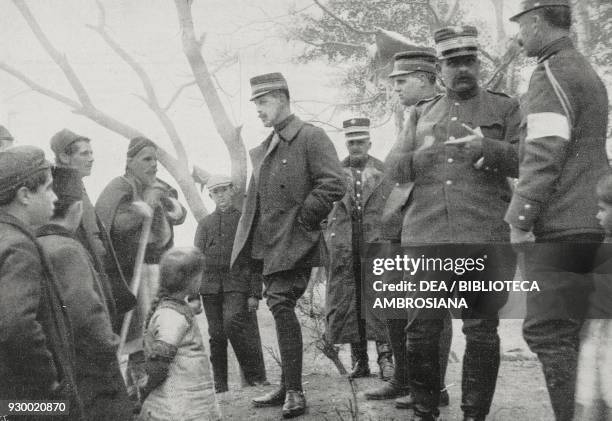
left=442, top=0, right=461, bottom=25
left=312, top=0, right=377, bottom=36
left=300, top=38, right=368, bottom=51
left=88, top=0, right=188, bottom=163
left=12, top=0, right=94, bottom=108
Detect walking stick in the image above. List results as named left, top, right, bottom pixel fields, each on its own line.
left=117, top=202, right=154, bottom=357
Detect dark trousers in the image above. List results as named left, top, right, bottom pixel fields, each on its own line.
left=261, top=266, right=310, bottom=392
left=405, top=244, right=514, bottom=418
left=521, top=233, right=603, bottom=421
left=387, top=313, right=452, bottom=389
left=202, top=291, right=267, bottom=389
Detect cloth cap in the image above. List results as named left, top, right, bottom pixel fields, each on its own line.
left=434, top=26, right=479, bottom=60
left=343, top=118, right=371, bottom=141
left=50, top=129, right=90, bottom=155
left=389, top=48, right=437, bottom=77
left=0, top=146, right=50, bottom=195
left=51, top=166, right=83, bottom=202
left=0, top=125, right=14, bottom=141
left=510, top=0, right=570, bottom=22
left=207, top=174, right=233, bottom=190
left=127, top=136, right=157, bottom=158
left=249, top=72, right=289, bottom=101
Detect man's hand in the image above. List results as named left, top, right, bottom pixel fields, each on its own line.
left=247, top=297, right=259, bottom=312
left=446, top=125, right=484, bottom=156
left=132, top=201, right=153, bottom=219
left=143, top=186, right=164, bottom=208
left=510, top=225, right=535, bottom=244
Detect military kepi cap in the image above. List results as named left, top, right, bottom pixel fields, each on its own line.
left=434, top=26, right=479, bottom=60
left=51, top=166, right=83, bottom=202
left=127, top=136, right=157, bottom=158
left=50, top=129, right=90, bottom=155
left=389, top=48, right=437, bottom=78
left=249, top=72, right=289, bottom=101
left=343, top=118, right=370, bottom=141
left=0, top=125, right=13, bottom=141
left=207, top=174, right=233, bottom=190
left=0, top=146, right=50, bottom=195
left=510, top=0, right=570, bottom=22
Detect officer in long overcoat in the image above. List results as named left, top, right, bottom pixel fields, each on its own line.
left=231, top=72, right=346, bottom=418
left=324, top=118, right=394, bottom=380
left=507, top=2, right=610, bottom=420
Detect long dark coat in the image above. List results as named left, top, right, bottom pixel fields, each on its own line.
left=324, top=156, right=392, bottom=344
left=38, top=224, right=133, bottom=420
left=231, top=115, right=346, bottom=275
left=0, top=213, right=83, bottom=420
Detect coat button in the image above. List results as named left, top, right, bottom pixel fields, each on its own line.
left=282, top=159, right=287, bottom=164
left=395, top=183, right=400, bottom=186
left=451, top=117, right=458, bottom=121
left=356, top=181, right=361, bottom=185
left=447, top=158, right=454, bottom=163
left=446, top=180, right=453, bottom=185
left=455, top=102, right=460, bottom=106
left=518, top=215, right=526, bottom=221
left=331, top=233, right=336, bottom=237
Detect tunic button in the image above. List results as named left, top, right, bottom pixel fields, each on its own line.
left=449, top=136, right=456, bottom=141
left=356, top=193, right=361, bottom=197
left=485, top=166, right=490, bottom=171
left=451, top=117, right=458, bottom=121
left=446, top=180, right=453, bottom=185
left=282, top=159, right=287, bottom=164
left=395, top=183, right=400, bottom=186
left=524, top=204, right=532, bottom=209
left=455, top=102, right=460, bottom=106
left=447, top=158, right=454, bottom=163
left=356, top=181, right=361, bottom=185
left=518, top=215, right=526, bottom=221
left=356, top=170, right=361, bottom=174
left=331, top=233, right=336, bottom=237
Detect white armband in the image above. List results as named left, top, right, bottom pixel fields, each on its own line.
left=526, top=112, right=570, bottom=141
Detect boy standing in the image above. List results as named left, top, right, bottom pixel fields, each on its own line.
left=194, top=174, right=266, bottom=393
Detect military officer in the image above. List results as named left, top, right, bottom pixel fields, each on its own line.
left=385, top=26, right=520, bottom=421
left=231, top=72, right=345, bottom=418
left=324, top=117, right=394, bottom=381
left=364, top=48, right=452, bottom=410
left=508, top=2, right=610, bottom=420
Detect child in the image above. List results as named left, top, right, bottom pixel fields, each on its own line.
left=194, top=174, right=266, bottom=393
left=574, top=173, right=612, bottom=421
left=138, top=247, right=219, bottom=421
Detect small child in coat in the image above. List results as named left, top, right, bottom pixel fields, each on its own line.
left=574, top=173, right=612, bottom=421
left=138, top=247, right=219, bottom=421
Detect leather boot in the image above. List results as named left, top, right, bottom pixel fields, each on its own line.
left=376, top=341, right=394, bottom=381
left=282, top=390, right=307, bottom=418
left=395, top=393, right=415, bottom=409
left=252, top=387, right=286, bottom=407
left=364, top=381, right=409, bottom=400
left=349, top=341, right=370, bottom=378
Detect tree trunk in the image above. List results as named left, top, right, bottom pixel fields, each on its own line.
left=173, top=0, right=248, bottom=210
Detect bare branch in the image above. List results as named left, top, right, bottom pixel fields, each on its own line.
left=88, top=0, right=187, bottom=163
left=0, top=61, right=81, bottom=109
left=312, top=0, right=377, bottom=36
left=12, top=0, right=94, bottom=108
left=442, top=0, right=461, bottom=25
left=300, top=38, right=368, bottom=51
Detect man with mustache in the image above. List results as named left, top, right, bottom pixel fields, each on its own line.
left=507, top=2, right=609, bottom=420
left=385, top=26, right=520, bottom=421
left=96, top=136, right=186, bottom=400
left=231, top=72, right=345, bottom=418
left=51, top=129, right=135, bottom=330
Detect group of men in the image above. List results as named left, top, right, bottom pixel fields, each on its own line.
left=0, top=0, right=609, bottom=420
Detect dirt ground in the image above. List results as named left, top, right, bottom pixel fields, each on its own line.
left=197, top=304, right=556, bottom=421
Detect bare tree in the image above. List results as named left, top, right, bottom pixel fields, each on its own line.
left=1, top=0, right=251, bottom=221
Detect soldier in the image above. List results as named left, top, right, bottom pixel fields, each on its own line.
left=507, top=2, right=610, bottom=420
left=0, top=125, right=14, bottom=151
left=324, top=118, right=394, bottom=381
left=231, top=72, right=346, bottom=418
left=194, top=174, right=267, bottom=393
left=364, top=48, right=452, bottom=410
left=51, top=129, right=135, bottom=329
left=385, top=26, right=520, bottom=421
left=0, top=146, right=83, bottom=420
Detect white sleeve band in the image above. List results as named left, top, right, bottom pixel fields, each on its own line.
left=526, top=112, right=570, bottom=141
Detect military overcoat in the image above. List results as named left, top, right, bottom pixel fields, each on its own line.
left=324, top=156, right=392, bottom=343
left=231, top=115, right=346, bottom=276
